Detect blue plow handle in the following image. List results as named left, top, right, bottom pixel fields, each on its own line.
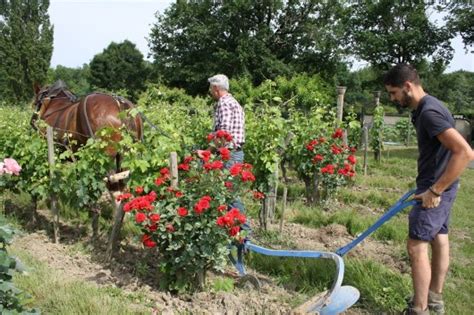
left=335, top=190, right=418, bottom=256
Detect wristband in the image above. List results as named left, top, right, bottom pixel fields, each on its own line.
left=429, top=186, right=441, bottom=197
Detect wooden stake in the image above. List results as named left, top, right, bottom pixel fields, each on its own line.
left=363, top=126, right=368, bottom=176
left=169, top=152, right=178, bottom=188
left=279, top=186, right=288, bottom=234
left=46, top=127, right=60, bottom=243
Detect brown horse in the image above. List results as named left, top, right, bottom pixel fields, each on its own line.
left=31, top=80, right=144, bottom=245
left=32, top=80, right=143, bottom=154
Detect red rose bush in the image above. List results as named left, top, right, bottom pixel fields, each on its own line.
left=303, top=128, right=357, bottom=202
left=118, top=131, right=254, bottom=291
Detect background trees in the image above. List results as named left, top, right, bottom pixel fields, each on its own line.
left=148, top=0, right=347, bottom=94
left=444, top=2, right=474, bottom=51
left=347, top=0, right=453, bottom=72
left=88, top=40, right=148, bottom=101
left=47, top=64, right=90, bottom=96
left=0, top=0, right=53, bottom=102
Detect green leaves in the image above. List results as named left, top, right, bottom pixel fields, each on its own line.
left=0, top=219, right=38, bottom=314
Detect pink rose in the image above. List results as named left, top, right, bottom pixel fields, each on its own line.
left=3, top=158, right=21, bottom=176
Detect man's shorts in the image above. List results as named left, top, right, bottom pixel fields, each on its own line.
left=409, top=186, right=458, bottom=242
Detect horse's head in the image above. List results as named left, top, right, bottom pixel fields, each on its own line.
left=33, top=83, right=51, bottom=112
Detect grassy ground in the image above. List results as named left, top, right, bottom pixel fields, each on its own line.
left=248, top=147, right=473, bottom=313
left=11, top=248, right=151, bottom=315
left=2, top=147, right=473, bottom=314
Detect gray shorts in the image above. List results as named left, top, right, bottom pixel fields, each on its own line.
left=409, top=186, right=458, bottom=242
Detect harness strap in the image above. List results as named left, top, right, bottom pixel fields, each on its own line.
left=82, top=94, right=95, bottom=138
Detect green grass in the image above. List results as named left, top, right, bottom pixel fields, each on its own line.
left=247, top=148, right=473, bottom=313
left=10, top=248, right=153, bottom=314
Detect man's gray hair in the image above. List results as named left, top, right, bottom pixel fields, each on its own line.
left=208, top=74, right=229, bottom=91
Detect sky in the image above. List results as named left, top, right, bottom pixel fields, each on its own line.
left=49, top=0, right=474, bottom=73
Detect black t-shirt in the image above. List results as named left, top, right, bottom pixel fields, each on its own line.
left=411, top=95, right=457, bottom=194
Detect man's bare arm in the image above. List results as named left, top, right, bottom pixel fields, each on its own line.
left=432, top=128, right=473, bottom=193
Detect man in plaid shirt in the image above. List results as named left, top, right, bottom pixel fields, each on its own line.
left=208, top=74, right=249, bottom=231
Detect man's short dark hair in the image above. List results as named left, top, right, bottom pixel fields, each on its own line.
left=383, top=63, right=421, bottom=87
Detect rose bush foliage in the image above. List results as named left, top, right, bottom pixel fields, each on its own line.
left=301, top=128, right=357, bottom=201
left=119, top=131, right=255, bottom=291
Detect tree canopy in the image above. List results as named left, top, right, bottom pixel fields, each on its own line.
left=148, top=0, right=347, bottom=94
left=347, top=0, right=453, bottom=71
left=0, top=0, right=53, bottom=102
left=445, top=3, right=474, bottom=51
left=88, top=40, right=148, bottom=101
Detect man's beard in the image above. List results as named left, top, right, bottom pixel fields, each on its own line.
left=399, top=90, right=413, bottom=108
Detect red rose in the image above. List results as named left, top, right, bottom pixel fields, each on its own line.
left=116, top=192, right=132, bottom=201
left=149, top=213, right=161, bottom=222
left=177, top=207, right=188, bottom=217
left=218, top=147, right=231, bottom=161
left=229, top=226, right=240, bottom=236
left=347, top=155, right=357, bottom=165
left=312, top=154, right=324, bottom=164
left=207, top=133, right=215, bottom=142
left=229, top=163, right=243, bottom=176
left=142, top=234, right=156, bottom=248
left=135, top=212, right=146, bottom=224
left=166, top=224, right=175, bottom=232
left=211, top=160, right=224, bottom=170
left=147, top=191, right=157, bottom=202
left=197, top=150, right=212, bottom=162
left=332, top=128, right=344, bottom=139
left=135, top=186, right=144, bottom=194
left=147, top=224, right=158, bottom=232
left=253, top=191, right=265, bottom=199
left=241, top=170, right=256, bottom=182
left=154, top=176, right=166, bottom=186
left=160, top=167, right=170, bottom=176
left=217, top=205, right=228, bottom=212
left=216, top=216, right=226, bottom=226
left=178, top=163, right=190, bottom=171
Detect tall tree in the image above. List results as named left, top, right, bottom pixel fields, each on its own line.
left=0, top=0, right=53, bottom=102
left=148, top=0, right=347, bottom=94
left=88, top=40, right=148, bottom=101
left=348, top=1, right=454, bottom=71
left=444, top=3, right=474, bottom=51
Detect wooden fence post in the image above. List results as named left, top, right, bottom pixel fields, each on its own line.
left=337, top=86, right=348, bottom=145
left=106, top=170, right=130, bottom=261
left=46, top=126, right=60, bottom=243
left=279, top=186, right=288, bottom=234
left=169, top=152, right=178, bottom=188
left=363, top=126, right=369, bottom=176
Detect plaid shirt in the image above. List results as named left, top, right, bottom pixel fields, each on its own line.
left=213, top=94, right=245, bottom=148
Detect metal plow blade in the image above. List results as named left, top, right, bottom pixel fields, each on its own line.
left=243, top=243, right=360, bottom=314
left=293, top=285, right=360, bottom=315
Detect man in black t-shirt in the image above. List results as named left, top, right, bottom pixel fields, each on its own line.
left=384, top=64, right=474, bottom=315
